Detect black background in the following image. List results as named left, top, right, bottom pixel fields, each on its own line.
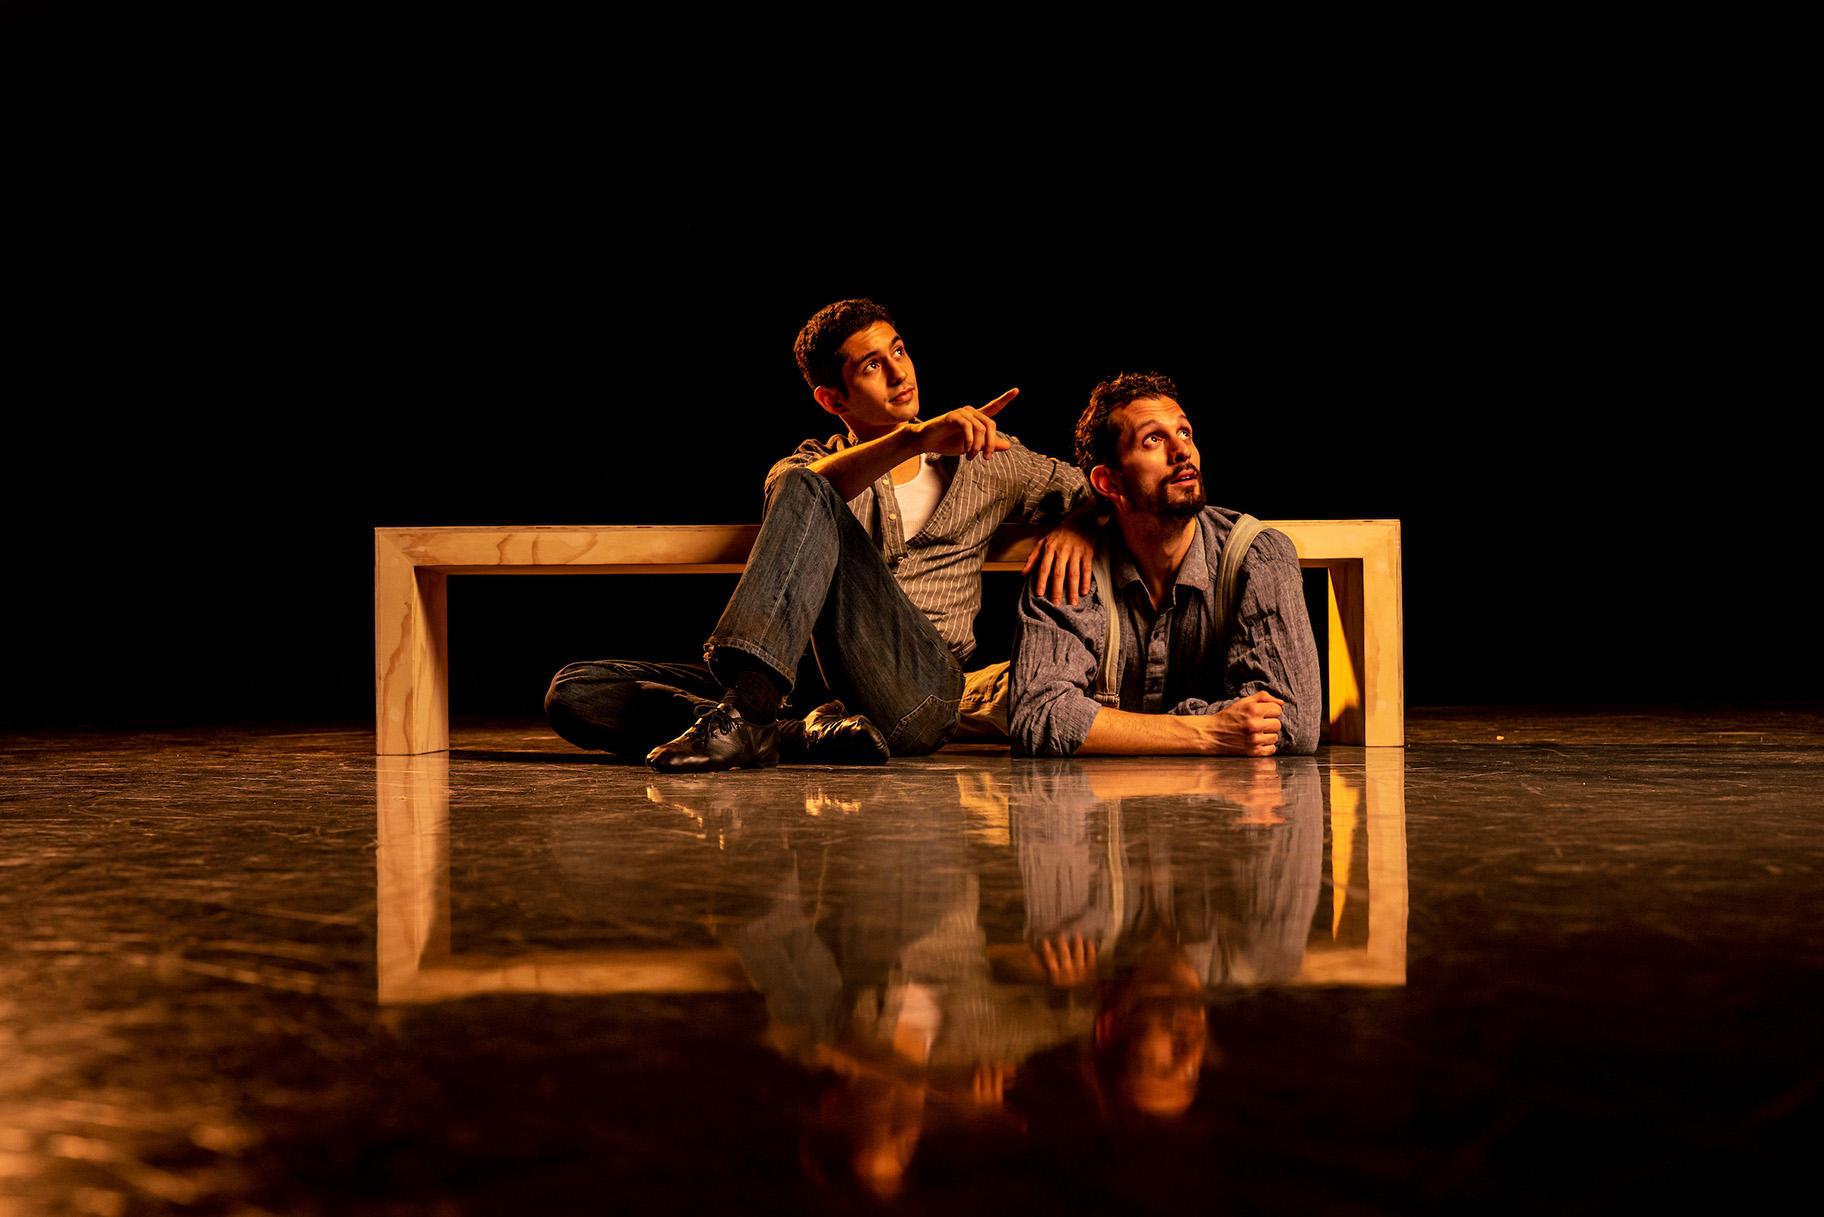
left=5, top=7, right=1811, bottom=727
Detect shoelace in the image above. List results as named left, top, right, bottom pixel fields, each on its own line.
left=685, top=702, right=737, bottom=741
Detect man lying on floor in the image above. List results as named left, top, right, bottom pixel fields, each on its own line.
left=1010, top=372, right=1321, bottom=757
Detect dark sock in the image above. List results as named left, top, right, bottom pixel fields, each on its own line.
left=723, top=665, right=784, bottom=725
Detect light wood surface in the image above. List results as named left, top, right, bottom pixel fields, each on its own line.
left=375, top=533, right=449, bottom=756
left=374, top=521, right=1403, bottom=754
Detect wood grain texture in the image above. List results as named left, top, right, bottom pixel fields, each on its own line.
left=373, top=520, right=1404, bottom=752
left=375, top=534, right=448, bottom=755
left=375, top=521, right=1395, bottom=571
left=1360, top=522, right=1405, bottom=747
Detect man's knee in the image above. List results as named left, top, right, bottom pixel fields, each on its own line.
left=543, top=671, right=569, bottom=716
left=544, top=661, right=642, bottom=740
left=766, top=464, right=841, bottom=514
left=544, top=679, right=597, bottom=750
left=544, top=661, right=602, bottom=716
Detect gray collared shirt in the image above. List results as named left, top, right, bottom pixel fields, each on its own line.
left=766, top=433, right=1090, bottom=665
left=1008, top=506, right=1322, bottom=756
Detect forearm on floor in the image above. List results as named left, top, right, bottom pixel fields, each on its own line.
left=1077, top=706, right=1210, bottom=755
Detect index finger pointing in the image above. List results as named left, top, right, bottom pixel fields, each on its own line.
left=980, top=387, right=1018, bottom=416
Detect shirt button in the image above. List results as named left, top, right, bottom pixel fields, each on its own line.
left=889, top=513, right=898, bottom=520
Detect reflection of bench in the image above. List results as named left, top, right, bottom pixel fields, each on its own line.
left=375, top=752, right=1407, bottom=1003
left=375, top=521, right=1403, bottom=756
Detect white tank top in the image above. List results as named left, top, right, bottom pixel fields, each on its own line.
left=893, top=456, right=946, bottom=540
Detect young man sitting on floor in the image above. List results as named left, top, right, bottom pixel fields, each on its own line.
left=545, top=298, right=1098, bottom=771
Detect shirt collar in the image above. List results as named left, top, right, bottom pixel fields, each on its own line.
left=1110, top=513, right=1214, bottom=608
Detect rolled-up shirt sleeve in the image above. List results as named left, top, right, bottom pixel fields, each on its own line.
left=1003, top=436, right=1092, bottom=525
left=1174, top=528, right=1321, bottom=754
left=1009, top=580, right=1107, bottom=757
left=762, top=438, right=830, bottom=508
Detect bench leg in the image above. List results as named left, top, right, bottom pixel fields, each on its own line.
left=1360, top=526, right=1405, bottom=747
left=376, top=534, right=449, bottom=755
left=1325, top=561, right=1367, bottom=744
left=1322, top=529, right=1405, bottom=747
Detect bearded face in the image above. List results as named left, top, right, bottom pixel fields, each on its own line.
left=1106, top=397, right=1205, bottom=521
left=1124, top=459, right=1206, bottom=519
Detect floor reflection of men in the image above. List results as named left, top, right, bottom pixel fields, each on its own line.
left=634, top=760, right=1326, bottom=1195
left=644, top=772, right=1072, bottom=1200
left=1007, top=759, right=1324, bottom=1122
left=1093, top=940, right=1212, bottom=1119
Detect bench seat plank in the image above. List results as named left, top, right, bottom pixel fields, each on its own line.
left=376, top=522, right=1402, bottom=753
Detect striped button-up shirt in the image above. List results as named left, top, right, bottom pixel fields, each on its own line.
left=765, top=433, right=1090, bottom=665
left=1008, top=507, right=1322, bottom=756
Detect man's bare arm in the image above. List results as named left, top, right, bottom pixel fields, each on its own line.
left=1078, top=691, right=1286, bottom=756
left=806, top=426, right=927, bottom=501
left=808, top=389, right=1019, bottom=501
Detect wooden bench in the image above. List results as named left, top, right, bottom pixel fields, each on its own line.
left=375, top=521, right=1403, bottom=755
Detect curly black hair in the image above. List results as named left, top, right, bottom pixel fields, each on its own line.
left=1074, top=371, right=1183, bottom=491
left=793, top=298, right=897, bottom=391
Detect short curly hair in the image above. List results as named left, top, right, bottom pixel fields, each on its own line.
left=793, top=298, right=897, bottom=391
left=1074, top=371, right=1183, bottom=492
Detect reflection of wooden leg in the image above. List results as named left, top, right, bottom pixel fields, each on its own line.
left=1328, top=768, right=1361, bottom=937
left=1365, top=749, right=1407, bottom=983
left=375, top=533, right=448, bottom=755
left=375, top=754, right=748, bottom=1004
left=1300, top=751, right=1407, bottom=985
left=376, top=754, right=450, bottom=1004
left=1325, top=561, right=1366, bottom=745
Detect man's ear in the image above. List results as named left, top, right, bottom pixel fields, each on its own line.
left=1090, top=465, right=1123, bottom=507
left=813, top=385, right=847, bottom=419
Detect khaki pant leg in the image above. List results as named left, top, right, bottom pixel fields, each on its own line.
left=952, top=661, right=1011, bottom=742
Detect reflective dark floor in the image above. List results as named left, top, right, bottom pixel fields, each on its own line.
left=2, top=709, right=1821, bottom=1215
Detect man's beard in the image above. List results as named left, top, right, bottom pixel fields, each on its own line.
left=1132, top=467, right=1206, bottom=520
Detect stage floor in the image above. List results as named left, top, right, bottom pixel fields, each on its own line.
left=2, top=707, right=1820, bottom=1214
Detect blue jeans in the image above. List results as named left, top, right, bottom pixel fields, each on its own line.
left=546, top=467, right=964, bottom=757
left=545, top=659, right=723, bottom=756
left=706, top=466, right=963, bottom=755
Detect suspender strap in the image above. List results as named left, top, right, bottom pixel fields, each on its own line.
left=1091, top=513, right=1265, bottom=709
left=1091, top=544, right=1120, bottom=707
left=1215, top=514, right=1265, bottom=642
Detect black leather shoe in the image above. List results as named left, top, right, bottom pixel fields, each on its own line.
left=777, top=701, right=890, bottom=765
left=646, top=702, right=780, bottom=773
